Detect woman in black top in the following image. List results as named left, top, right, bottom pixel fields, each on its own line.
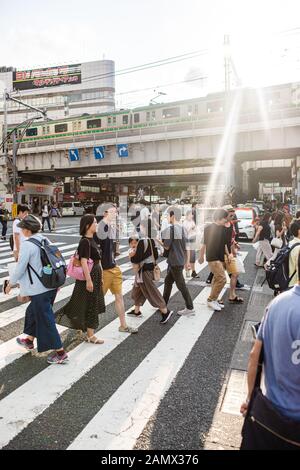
left=253, top=212, right=273, bottom=267
left=56, top=215, right=105, bottom=344
left=128, top=221, right=172, bottom=325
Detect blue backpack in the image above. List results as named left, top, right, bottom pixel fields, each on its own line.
left=27, top=238, right=67, bottom=289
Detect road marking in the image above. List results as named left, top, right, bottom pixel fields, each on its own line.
left=0, top=261, right=209, bottom=448
left=68, top=286, right=216, bottom=450
left=0, top=260, right=169, bottom=369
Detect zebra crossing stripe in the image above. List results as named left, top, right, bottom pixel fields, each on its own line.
left=69, top=260, right=248, bottom=452
left=0, top=261, right=209, bottom=448
left=68, top=287, right=216, bottom=450
left=0, top=260, right=170, bottom=368
left=0, top=261, right=136, bottom=330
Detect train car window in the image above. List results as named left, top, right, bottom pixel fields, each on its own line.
left=122, top=115, right=129, bottom=125
left=188, top=105, right=193, bottom=115
left=113, top=116, right=116, bottom=124
left=151, top=111, right=156, bottom=121
left=146, top=112, right=150, bottom=122
left=87, top=119, right=102, bottom=129
left=108, top=117, right=112, bottom=125
left=55, top=123, right=68, bottom=133
left=134, top=113, right=140, bottom=123
left=78, top=121, right=81, bottom=129
left=194, top=104, right=199, bottom=115
left=72, top=122, right=77, bottom=131
left=26, top=128, right=38, bottom=137
left=18, top=130, right=22, bottom=138
left=162, top=107, right=180, bottom=118
left=207, top=101, right=224, bottom=113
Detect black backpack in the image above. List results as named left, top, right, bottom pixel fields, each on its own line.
left=26, top=238, right=67, bottom=289
left=264, top=242, right=300, bottom=293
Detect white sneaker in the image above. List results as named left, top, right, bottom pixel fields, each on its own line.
left=207, top=300, right=222, bottom=312
left=177, top=308, right=195, bottom=316
left=217, top=302, right=225, bottom=309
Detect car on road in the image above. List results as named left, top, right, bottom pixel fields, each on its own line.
left=61, top=202, right=85, bottom=217
left=234, top=207, right=257, bottom=240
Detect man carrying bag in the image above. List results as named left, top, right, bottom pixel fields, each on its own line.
left=240, top=253, right=300, bottom=450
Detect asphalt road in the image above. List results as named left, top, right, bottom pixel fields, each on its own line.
left=0, top=217, right=262, bottom=450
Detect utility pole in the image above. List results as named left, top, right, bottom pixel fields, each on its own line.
left=1, top=92, right=48, bottom=204
left=12, top=131, right=18, bottom=204
left=224, top=34, right=231, bottom=93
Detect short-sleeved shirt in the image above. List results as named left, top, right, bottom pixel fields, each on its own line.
left=131, top=238, right=158, bottom=271
left=13, top=218, right=27, bottom=247
left=97, top=220, right=116, bottom=270
left=288, top=237, right=300, bottom=287
left=78, top=237, right=101, bottom=261
left=259, top=222, right=271, bottom=241
left=203, top=223, right=226, bottom=262
left=257, top=286, right=300, bottom=421
left=162, top=224, right=186, bottom=267
left=224, top=224, right=234, bottom=252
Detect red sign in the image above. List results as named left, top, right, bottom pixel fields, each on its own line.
left=13, top=64, right=82, bottom=91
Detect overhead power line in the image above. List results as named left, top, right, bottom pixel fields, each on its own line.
left=81, top=49, right=208, bottom=84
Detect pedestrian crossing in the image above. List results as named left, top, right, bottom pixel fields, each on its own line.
left=0, top=239, right=249, bottom=450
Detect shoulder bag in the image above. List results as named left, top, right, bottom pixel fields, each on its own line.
left=149, top=239, right=161, bottom=281
left=67, top=239, right=94, bottom=281
left=241, top=345, right=300, bottom=450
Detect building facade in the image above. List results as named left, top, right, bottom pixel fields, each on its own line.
left=0, top=59, right=115, bottom=126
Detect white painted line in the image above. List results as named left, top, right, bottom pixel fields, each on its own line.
left=68, top=286, right=215, bottom=450
left=0, top=261, right=209, bottom=448
left=0, top=259, right=170, bottom=369
left=0, top=242, right=67, bottom=264
left=0, top=261, right=137, bottom=330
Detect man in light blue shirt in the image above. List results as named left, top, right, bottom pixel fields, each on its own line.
left=240, top=252, right=300, bottom=449
left=5, top=215, right=68, bottom=365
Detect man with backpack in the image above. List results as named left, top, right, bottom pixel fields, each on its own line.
left=4, top=215, right=68, bottom=364
left=288, top=221, right=300, bottom=288
left=265, top=220, right=300, bottom=295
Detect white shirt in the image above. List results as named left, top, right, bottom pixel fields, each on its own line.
left=140, top=207, right=150, bottom=221
left=13, top=218, right=27, bottom=247
left=42, top=205, right=49, bottom=218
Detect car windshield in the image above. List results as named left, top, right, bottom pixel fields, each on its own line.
left=63, top=203, right=72, bottom=208
left=236, top=210, right=253, bottom=219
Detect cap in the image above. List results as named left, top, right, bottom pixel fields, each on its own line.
left=223, top=205, right=235, bottom=212
left=17, top=215, right=42, bottom=232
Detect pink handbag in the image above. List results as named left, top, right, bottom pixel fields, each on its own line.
left=67, top=255, right=94, bottom=281
left=67, top=240, right=94, bottom=280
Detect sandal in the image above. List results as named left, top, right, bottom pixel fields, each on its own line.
left=229, top=297, right=244, bottom=303
left=85, top=336, right=104, bottom=345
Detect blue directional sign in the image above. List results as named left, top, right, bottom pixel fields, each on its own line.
left=94, top=146, right=105, bottom=160
left=69, top=148, right=80, bottom=162
left=117, top=144, right=129, bottom=158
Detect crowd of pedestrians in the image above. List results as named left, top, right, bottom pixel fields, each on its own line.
left=2, top=200, right=300, bottom=449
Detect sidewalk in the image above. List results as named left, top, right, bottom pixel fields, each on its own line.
left=204, top=267, right=273, bottom=450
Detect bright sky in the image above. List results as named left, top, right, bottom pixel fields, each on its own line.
left=1, top=0, right=300, bottom=107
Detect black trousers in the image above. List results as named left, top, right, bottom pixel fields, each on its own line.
left=163, top=266, right=193, bottom=310
left=0, top=220, right=7, bottom=237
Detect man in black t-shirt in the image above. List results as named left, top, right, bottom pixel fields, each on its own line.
left=97, top=205, right=138, bottom=334
left=199, top=209, right=228, bottom=312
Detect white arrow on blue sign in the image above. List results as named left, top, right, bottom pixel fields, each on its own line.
left=94, top=146, right=105, bottom=160
left=117, top=144, right=129, bottom=158
left=69, top=148, right=80, bottom=162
